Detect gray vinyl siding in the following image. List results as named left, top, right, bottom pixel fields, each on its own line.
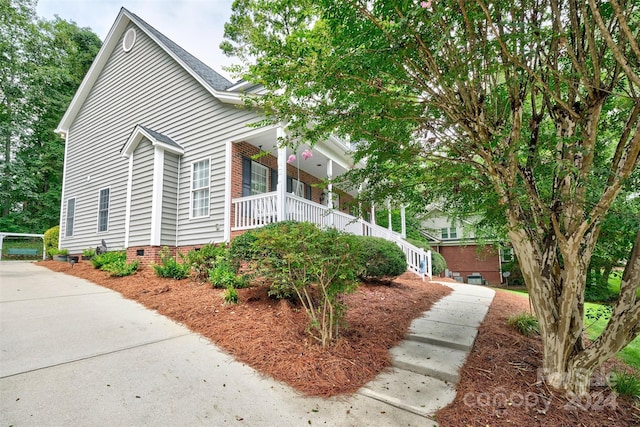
left=60, top=21, right=261, bottom=253
left=127, top=139, right=154, bottom=246
left=161, top=152, right=179, bottom=246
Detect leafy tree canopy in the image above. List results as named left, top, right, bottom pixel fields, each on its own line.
left=0, top=0, right=101, bottom=233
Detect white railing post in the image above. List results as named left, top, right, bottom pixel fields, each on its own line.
left=277, top=128, right=287, bottom=222
left=427, top=249, right=433, bottom=280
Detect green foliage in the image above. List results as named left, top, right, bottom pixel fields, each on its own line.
left=209, top=260, right=243, bottom=289
left=351, top=236, right=406, bottom=280
left=228, top=230, right=259, bottom=265
left=43, top=225, right=60, bottom=258
left=223, top=286, right=239, bottom=305
left=91, top=251, right=126, bottom=269
left=102, top=259, right=139, bottom=277
left=0, top=2, right=101, bottom=233
left=49, top=248, right=68, bottom=256
left=185, top=244, right=229, bottom=282
left=82, top=248, right=96, bottom=258
left=507, top=312, right=540, bottom=337
left=251, top=222, right=359, bottom=347
left=610, top=370, right=640, bottom=398
left=152, top=247, right=190, bottom=280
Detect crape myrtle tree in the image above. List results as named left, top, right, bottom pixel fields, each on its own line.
left=222, top=0, right=640, bottom=395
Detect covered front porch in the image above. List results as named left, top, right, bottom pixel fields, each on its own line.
left=224, top=124, right=432, bottom=280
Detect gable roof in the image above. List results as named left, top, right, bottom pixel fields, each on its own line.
left=56, top=7, right=243, bottom=134
left=121, top=125, right=185, bottom=158
left=128, top=10, right=232, bottom=92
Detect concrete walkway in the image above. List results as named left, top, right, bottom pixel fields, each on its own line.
left=0, top=262, right=494, bottom=426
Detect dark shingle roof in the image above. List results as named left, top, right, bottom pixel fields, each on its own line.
left=139, top=126, right=183, bottom=151
left=126, top=9, right=233, bottom=91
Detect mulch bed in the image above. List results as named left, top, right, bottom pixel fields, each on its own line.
left=38, top=260, right=451, bottom=397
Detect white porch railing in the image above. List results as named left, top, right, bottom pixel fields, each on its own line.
left=231, top=192, right=432, bottom=280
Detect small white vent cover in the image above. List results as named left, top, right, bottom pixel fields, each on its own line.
left=123, top=28, right=136, bottom=52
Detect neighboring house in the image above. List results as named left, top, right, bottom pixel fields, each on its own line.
left=55, top=8, right=429, bottom=278
left=420, top=206, right=512, bottom=285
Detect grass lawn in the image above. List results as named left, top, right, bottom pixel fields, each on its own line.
left=499, top=277, right=640, bottom=370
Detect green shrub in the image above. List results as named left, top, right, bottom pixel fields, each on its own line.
left=91, top=251, right=126, bottom=269
left=610, top=370, right=640, bottom=398
left=229, top=221, right=300, bottom=269
left=228, top=230, right=259, bottom=266
left=43, top=226, right=60, bottom=259
left=185, top=244, right=228, bottom=281
left=102, top=259, right=139, bottom=277
left=507, top=312, right=540, bottom=336
left=351, top=236, right=406, bottom=280
left=82, top=248, right=96, bottom=259
left=252, top=222, right=359, bottom=347
left=223, top=286, right=239, bottom=304
left=209, top=260, right=242, bottom=289
left=153, top=247, right=190, bottom=279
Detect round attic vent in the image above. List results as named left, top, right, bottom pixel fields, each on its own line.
left=123, top=28, right=137, bottom=52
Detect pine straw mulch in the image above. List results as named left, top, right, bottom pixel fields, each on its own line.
left=38, top=260, right=450, bottom=397
left=435, top=289, right=640, bottom=426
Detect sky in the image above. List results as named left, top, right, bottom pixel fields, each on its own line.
left=36, top=0, right=237, bottom=80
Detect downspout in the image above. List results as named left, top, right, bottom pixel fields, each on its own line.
left=223, top=140, right=232, bottom=242
left=277, top=126, right=287, bottom=221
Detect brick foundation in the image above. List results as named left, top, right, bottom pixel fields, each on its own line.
left=438, top=245, right=502, bottom=285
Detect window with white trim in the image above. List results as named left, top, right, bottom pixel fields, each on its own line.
left=65, top=198, right=75, bottom=237
left=192, top=159, right=210, bottom=218
left=251, top=161, right=268, bottom=195
left=501, top=247, right=514, bottom=262
left=441, top=227, right=457, bottom=239
left=290, top=178, right=305, bottom=197
left=98, top=188, right=110, bottom=232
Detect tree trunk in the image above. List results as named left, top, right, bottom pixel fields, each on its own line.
left=508, top=227, right=593, bottom=395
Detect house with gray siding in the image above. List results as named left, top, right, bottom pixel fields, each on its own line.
left=56, top=8, right=431, bottom=278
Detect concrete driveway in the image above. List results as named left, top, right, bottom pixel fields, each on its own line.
left=0, top=262, right=429, bottom=426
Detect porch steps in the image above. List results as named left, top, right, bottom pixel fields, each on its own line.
left=356, top=280, right=495, bottom=423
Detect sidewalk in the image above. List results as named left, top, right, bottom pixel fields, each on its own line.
left=0, top=262, right=494, bottom=426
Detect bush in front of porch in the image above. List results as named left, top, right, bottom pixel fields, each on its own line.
left=249, top=222, right=359, bottom=347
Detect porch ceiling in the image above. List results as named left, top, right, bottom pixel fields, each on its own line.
left=233, top=126, right=360, bottom=196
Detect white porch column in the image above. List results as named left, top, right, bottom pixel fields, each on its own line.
left=149, top=146, right=165, bottom=246
left=401, top=205, right=407, bottom=238
left=276, top=126, right=287, bottom=222
left=386, top=199, right=392, bottom=236
left=327, top=159, right=334, bottom=226
left=370, top=203, right=376, bottom=226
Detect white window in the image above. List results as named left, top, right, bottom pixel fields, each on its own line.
left=98, top=188, right=110, bottom=232
left=290, top=178, right=305, bottom=197
left=501, top=247, right=514, bottom=262
left=441, top=227, right=457, bottom=239
left=192, top=159, right=210, bottom=218
left=251, top=161, right=268, bottom=195
left=65, top=198, right=75, bottom=237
